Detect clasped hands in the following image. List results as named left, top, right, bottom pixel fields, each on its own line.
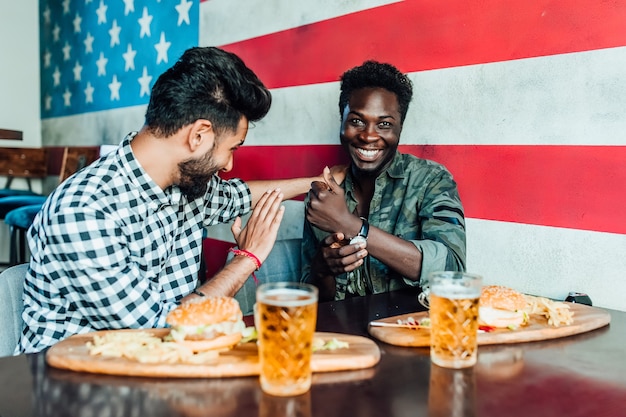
left=306, top=168, right=368, bottom=276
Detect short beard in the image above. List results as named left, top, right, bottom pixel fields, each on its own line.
left=177, top=150, right=220, bottom=200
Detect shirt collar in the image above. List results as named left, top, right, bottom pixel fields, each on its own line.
left=345, top=151, right=405, bottom=200
left=119, top=132, right=181, bottom=212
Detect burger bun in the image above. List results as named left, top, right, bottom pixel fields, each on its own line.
left=166, top=296, right=244, bottom=352
left=479, top=285, right=528, bottom=328
left=174, top=332, right=243, bottom=353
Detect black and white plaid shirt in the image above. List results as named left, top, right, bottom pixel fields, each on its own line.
left=18, top=133, right=252, bottom=353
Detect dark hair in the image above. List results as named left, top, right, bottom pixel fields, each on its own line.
left=339, top=61, right=413, bottom=123
left=144, top=47, right=272, bottom=137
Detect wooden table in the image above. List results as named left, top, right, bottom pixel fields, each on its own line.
left=1, top=289, right=625, bottom=417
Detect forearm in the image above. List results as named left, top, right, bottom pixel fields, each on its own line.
left=247, top=176, right=320, bottom=206
left=365, top=226, right=425, bottom=282
left=191, top=254, right=259, bottom=299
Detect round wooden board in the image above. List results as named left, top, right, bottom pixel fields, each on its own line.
left=46, top=330, right=380, bottom=378
left=368, top=303, right=611, bottom=347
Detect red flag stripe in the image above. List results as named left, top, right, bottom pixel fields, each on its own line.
left=218, top=0, right=626, bottom=89
left=224, top=144, right=626, bottom=235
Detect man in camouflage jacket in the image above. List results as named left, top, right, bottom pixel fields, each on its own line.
left=302, top=61, right=466, bottom=301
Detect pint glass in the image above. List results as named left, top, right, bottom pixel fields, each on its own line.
left=256, top=282, right=318, bottom=396
left=429, top=271, right=482, bottom=368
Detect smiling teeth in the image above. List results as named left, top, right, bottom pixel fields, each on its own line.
left=357, top=148, right=379, bottom=157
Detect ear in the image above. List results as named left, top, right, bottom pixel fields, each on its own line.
left=187, top=119, right=215, bottom=153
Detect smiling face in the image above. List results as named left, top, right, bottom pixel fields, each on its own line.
left=340, top=87, right=403, bottom=177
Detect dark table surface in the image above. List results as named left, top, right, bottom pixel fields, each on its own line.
left=1, top=289, right=625, bottom=417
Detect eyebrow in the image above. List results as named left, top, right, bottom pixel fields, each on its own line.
left=349, top=110, right=396, bottom=120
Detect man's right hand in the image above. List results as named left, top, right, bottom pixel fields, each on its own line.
left=230, top=188, right=285, bottom=263
left=314, top=232, right=368, bottom=276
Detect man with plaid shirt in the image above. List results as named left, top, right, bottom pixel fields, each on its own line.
left=18, top=47, right=333, bottom=353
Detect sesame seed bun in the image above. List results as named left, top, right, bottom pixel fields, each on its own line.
left=479, top=285, right=528, bottom=328
left=166, top=296, right=244, bottom=352
left=166, top=296, right=242, bottom=327
left=480, top=285, right=527, bottom=312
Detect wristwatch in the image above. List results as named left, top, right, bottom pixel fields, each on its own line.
left=349, top=217, right=369, bottom=245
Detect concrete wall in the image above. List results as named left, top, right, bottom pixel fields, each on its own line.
left=0, top=1, right=41, bottom=264
left=0, top=0, right=41, bottom=149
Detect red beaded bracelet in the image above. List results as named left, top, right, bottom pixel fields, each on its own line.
left=229, top=247, right=261, bottom=285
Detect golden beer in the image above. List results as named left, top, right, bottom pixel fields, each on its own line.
left=256, top=283, right=318, bottom=396
left=429, top=272, right=482, bottom=369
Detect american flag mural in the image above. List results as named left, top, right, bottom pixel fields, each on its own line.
left=40, top=0, right=626, bottom=310
left=39, top=0, right=198, bottom=144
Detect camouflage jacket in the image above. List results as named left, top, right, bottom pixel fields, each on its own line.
left=301, top=152, right=466, bottom=300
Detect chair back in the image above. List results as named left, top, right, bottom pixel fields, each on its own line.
left=0, top=147, right=48, bottom=190
left=0, top=263, right=28, bottom=356
left=59, top=147, right=101, bottom=183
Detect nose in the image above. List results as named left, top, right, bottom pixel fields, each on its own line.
left=221, top=155, right=234, bottom=173
left=358, top=123, right=378, bottom=142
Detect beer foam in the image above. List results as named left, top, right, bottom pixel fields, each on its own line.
left=257, top=288, right=317, bottom=307
left=431, top=283, right=481, bottom=300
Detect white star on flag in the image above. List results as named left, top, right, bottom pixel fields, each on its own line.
left=84, top=32, right=94, bottom=53
left=155, top=32, right=171, bottom=64
left=176, top=0, right=193, bottom=26
left=138, top=7, right=152, bottom=38
left=109, top=75, right=122, bottom=101
left=52, top=67, right=61, bottom=86
left=108, top=20, right=121, bottom=47
left=123, top=44, right=137, bottom=71
left=73, top=13, right=82, bottom=33
left=62, top=42, right=71, bottom=61
left=43, top=50, right=52, bottom=68
left=63, top=88, right=72, bottom=106
left=84, top=82, right=95, bottom=104
left=96, top=52, right=108, bottom=76
left=72, top=61, right=83, bottom=81
left=52, top=25, right=60, bottom=42
left=138, top=66, right=152, bottom=97
left=123, top=0, right=135, bottom=16
left=96, top=0, right=107, bottom=24
left=40, top=0, right=198, bottom=119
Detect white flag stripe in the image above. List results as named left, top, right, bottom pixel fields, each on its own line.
left=42, top=105, right=146, bottom=146
left=199, top=0, right=401, bottom=46
left=249, top=46, right=626, bottom=147
left=467, top=219, right=626, bottom=311
left=46, top=39, right=626, bottom=148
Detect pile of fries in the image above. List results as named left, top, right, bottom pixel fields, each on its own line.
left=523, top=295, right=574, bottom=327
left=86, top=331, right=220, bottom=364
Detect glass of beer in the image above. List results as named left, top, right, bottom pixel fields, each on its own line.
left=256, top=282, right=318, bottom=396
left=429, top=271, right=482, bottom=369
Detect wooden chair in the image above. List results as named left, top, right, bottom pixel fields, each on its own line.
left=4, top=147, right=101, bottom=265
left=0, top=147, right=48, bottom=196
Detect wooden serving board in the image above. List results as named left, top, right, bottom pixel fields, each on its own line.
left=368, top=303, right=611, bottom=347
left=46, top=330, right=380, bottom=378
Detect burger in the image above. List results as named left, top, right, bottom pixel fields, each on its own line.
left=166, top=296, right=245, bottom=352
left=479, top=285, right=529, bottom=329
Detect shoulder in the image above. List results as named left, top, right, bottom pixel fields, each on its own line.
left=390, top=153, right=454, bottom=183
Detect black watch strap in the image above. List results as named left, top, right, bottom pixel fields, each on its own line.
left=357, top=217, right=369, bottom=239
left=350, top=217, right=369, bottom=244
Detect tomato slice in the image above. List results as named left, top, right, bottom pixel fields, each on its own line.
left=479, top=325, right=496, bottom=332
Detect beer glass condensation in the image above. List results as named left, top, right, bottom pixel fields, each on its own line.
left=256, top=282, right=318, bottom=396
left=429, top=271, right=482, bottom=369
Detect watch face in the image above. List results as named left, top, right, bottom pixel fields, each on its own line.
left=349, top=235, right=367, bottom=246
